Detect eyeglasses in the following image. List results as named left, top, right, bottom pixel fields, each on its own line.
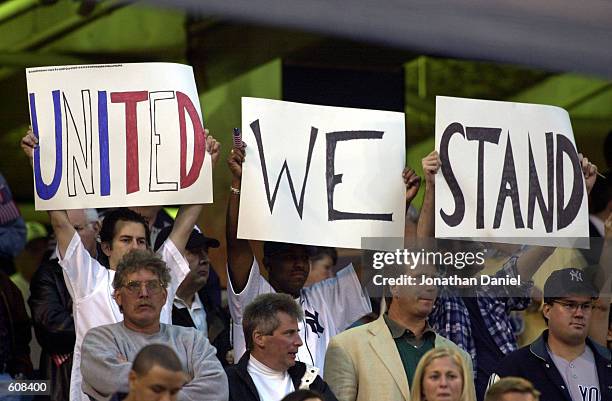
left=551, top=300, right=594, bottom=313
left=123, top=280, right=164, bottom=295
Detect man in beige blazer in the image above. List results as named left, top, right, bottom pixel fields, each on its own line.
left=324, top=264, right=475, bottom=401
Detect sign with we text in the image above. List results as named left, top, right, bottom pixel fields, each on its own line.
left=238, top=97, right=406, bottom=249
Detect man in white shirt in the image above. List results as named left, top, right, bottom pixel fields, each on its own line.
left=20, top=129, right=220, bottom=401
left=225, top=146, right=372, bottom=372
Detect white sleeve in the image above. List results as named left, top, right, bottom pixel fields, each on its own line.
left=227, top=259, right=273, bottom=361
left=58, top=232, right=107, bottom=301
left=157, top=239, right=190, bottom=319
left=305, top=263, right=371, bottom=332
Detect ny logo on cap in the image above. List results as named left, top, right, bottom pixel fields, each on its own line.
left=569, top=270, right=583, bottom=282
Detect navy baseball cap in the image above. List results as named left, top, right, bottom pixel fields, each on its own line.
left=543, top=268, right=599, bottom=299
left=154, top=226, right=220, bottom=252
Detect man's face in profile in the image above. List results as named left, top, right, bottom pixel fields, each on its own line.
left=128, top=364, right=187, bottom=401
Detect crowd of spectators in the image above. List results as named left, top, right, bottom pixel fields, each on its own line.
left=0, top=127, right=609, bottom=401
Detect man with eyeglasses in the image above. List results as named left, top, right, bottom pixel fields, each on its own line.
left=490, top=268, right=612, bottom=401
left=21, top=128, right=220, bottom=401
left=80, top=249, right=227, bottom=401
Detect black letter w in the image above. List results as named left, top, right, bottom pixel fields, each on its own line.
left=250, top=120, right=317, bottom=219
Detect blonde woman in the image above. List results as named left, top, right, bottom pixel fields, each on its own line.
left=411, top=347, right=476, bottom=401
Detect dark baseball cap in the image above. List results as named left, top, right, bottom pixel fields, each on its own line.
left=543, top=268, right=599, bottom=299
left=154, top=226, right=220, bottom=252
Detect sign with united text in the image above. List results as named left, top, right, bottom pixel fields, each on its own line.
left=27, top=62, right=212, bottom=210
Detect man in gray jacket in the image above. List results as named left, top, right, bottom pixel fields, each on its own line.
left=81, top=249, right=228, bottom=401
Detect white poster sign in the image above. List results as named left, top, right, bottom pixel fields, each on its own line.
left=238, top=97, right=406, bottom=249
left=26, top=62, right=212, bottom=210
left=435, top=96, right=589, bottom=247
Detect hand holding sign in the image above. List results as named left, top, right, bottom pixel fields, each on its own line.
left=205, top=130, right=222, bottom=168
left=20, top=128, right=37, bottom=166
left=228, top=144, right=246, bottom=184
left=422, top=150, right=441, bottom=187
left=578, top=153, right=598, bottom=194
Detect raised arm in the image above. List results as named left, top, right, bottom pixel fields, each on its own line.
left=403, top=167, right=421, bottom=243
left=226, top=145, right=254, bottom=293
left=417, top=150, right=440, bottom=238
left=169, top=132, right=220, bottom=254
left=21, top=129, right=75, bottom=258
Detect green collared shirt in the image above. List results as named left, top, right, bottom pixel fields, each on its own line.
left=383, top=314, right=436, bottom=388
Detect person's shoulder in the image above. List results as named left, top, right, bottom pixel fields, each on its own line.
left=435, top=333, right=466, bottom=353
left=89, top=321, right=122, bottom=334
left=494, top=344, right=536, bottom=375
left=31, top=257, right=62, bottom=281
left=331, top=319, right=379, bottom=345
left=83, top=322, right=122, bottom=343
left=587, top=337, right=612, bottom=362
left=163, top=323, right=210, bottom=345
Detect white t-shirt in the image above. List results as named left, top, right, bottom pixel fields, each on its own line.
left=60, top=232, right=189, bottom=401
left=228, top=259, right=371, bottom=373
left=247, top=355, right=294, bottom=401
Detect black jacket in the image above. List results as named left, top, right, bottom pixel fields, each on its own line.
left=28, top=256, right=76, bottom=401
left=172, top=287, right=232, bottom=367
left=0, top=270, right=33, bottom=377
left=225, top=352, right=338, bottom=401
left=493, top=330, right=612, bottom=401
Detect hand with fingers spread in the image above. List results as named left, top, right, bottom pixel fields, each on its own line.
left=205, top=129, right=221, bottom=168
left=422, top=150, right=441, bottom=186
left=20, top=127, right=38, bottom=166
left=403, top=167, right=421, bottom=206
left=578, top=153, right=598, bottom=194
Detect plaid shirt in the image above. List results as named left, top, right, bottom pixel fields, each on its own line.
left=428, top=256, right=533, bottom=376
